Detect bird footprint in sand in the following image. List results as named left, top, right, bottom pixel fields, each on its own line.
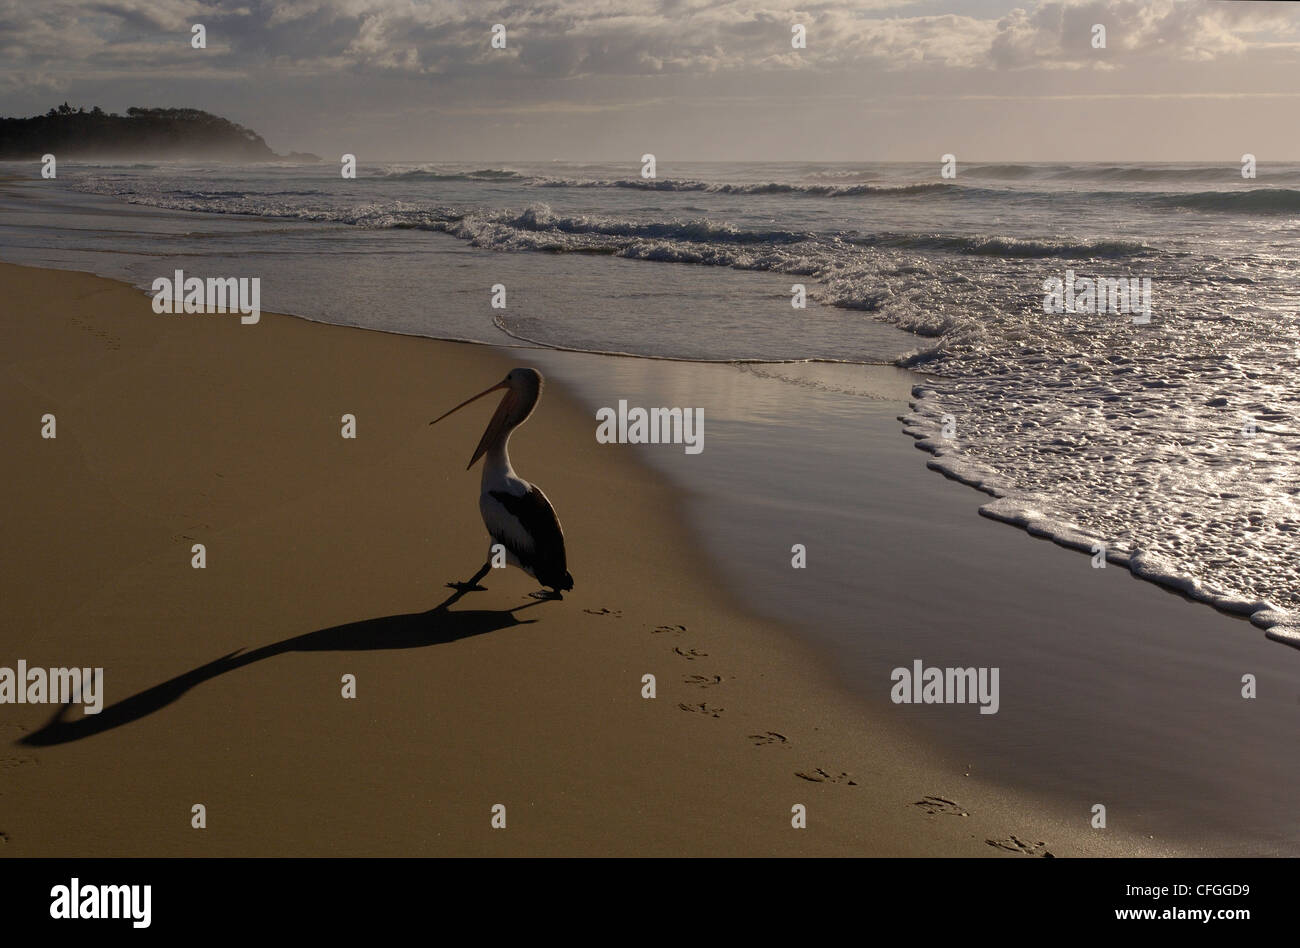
left=986, top=836, right=1054, bottom=858
left=684, top=674, right=723, bottom=688
left=654, top=624, right=687, bottom=635
left=914, top=796, right=969, bottom=817
left=673, top=647, right=707, bottom=660
left=678, top=702, right=723, bottom=718
left=796, top=768, right=857, bottom=785
left=584, top=607, right=622, bottom=617
left=0, top=756, right=37, bottom=770
left=749, top=731, right=789, bottom=747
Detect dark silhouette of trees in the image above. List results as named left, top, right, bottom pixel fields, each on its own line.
left=0, top=106, right=277, bottom=160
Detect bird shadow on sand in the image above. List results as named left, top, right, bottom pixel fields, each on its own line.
left=18, top=586, right=545, bottom=748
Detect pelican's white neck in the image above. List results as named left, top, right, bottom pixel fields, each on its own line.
left=481, top=434, right=516, bottom=489
left=476, top=374, right=540, bottom=489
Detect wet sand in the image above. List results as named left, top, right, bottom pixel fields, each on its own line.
left=522, top=350, right=1300, bottom=856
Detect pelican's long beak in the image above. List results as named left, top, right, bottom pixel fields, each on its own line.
left=429, top=378, right=514, bottom=470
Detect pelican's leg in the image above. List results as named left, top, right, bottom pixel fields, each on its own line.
left=447, top=559, right=492, bottom=593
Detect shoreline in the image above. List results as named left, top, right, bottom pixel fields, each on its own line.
left=0, top=260, right=1180, bottom=857
left=1, top=169, right=1291, bottom=656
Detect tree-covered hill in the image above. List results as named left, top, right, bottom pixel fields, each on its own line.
left=0, top=105, right=294, bottom=160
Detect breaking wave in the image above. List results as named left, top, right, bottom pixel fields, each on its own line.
left=376, top=167, right=525, bottom=181
left=846, top=232, right=1154, bottom=258
left=532, top=177, right=958, bottom=197
left=1150, top=188, right=1300, bottom=214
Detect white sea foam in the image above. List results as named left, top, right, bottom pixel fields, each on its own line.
left=904, top=375, right=1300, bottom=644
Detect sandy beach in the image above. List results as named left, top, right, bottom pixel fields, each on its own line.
left=0, top=259, right=1185, bottom=857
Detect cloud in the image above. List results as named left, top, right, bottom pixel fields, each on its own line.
left=988, top=0, right=1298, bottom=68
left=0, top=0, right=1295, bottom=96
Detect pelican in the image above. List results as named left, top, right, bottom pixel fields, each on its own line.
left=430, top=367, right=573, bottom=599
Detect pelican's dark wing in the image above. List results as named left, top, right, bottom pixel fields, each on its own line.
left=488, top=485, right=573, bottom=590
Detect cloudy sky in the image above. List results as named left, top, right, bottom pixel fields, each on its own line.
left=1, top=0, right=1297, bottom=160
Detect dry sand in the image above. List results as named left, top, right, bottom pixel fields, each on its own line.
left=0, top=261, right=1175, bottom=856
